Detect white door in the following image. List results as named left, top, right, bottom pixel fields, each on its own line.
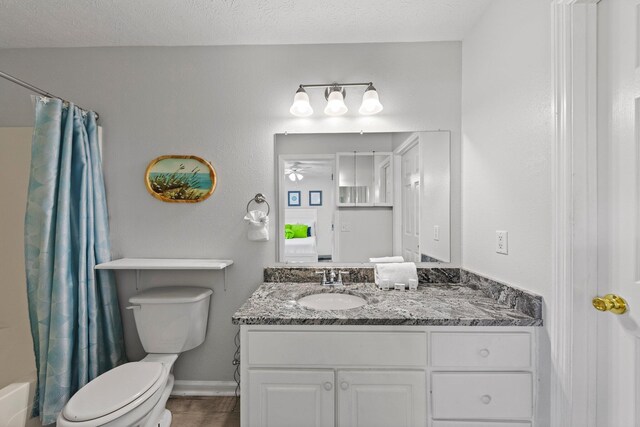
left=336, top=370, right=426, bottom=427
left=247, top=370, right=335, bottom=427
left=402, top=143, right=421, bottom=261
left=596, top=0, right=640, bottom=425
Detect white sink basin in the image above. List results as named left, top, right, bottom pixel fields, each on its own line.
left=297, top=293, right=367, bottom=311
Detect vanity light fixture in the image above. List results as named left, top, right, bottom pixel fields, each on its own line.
left=289, top=86, right=313, bottom=117
left=359, top=83, right=384, bottom=115
left=324, top=86, right=348, bottom=116
left=289, top=82, right=383, bottom=117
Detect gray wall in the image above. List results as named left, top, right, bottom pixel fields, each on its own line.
left=0, top=42, right=462, bottom=382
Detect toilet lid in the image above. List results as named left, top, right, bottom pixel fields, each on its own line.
left=63, top=362, right=163, bottom=422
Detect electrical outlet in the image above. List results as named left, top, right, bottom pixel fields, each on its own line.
left=496, top=230, right=508, bottom=255
left=341, top=223, right=351, bottom=232
left=433, top=225, right=440, bottom=241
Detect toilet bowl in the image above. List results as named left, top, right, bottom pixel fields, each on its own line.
left=57, top=287, right=212, bottom=427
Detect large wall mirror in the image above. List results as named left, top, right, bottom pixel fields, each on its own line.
left=275, top=131, right=451, bottom=264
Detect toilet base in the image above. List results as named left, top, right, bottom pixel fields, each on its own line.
left=142, top=371, right=175, bottom=427
left=158, top=409, right=172, bottom=427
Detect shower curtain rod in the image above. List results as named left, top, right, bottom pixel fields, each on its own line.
left=0, top=69, right=99, bottom=120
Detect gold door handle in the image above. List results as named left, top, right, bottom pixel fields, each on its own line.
left=592, top=294, right=628, bottom=315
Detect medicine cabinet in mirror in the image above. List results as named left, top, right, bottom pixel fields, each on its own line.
left=336, top=152, right=393, bottom=206
left=275, top=131, right=452, bottom=264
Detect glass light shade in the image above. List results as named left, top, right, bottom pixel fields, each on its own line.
left=324, top=89, right=348, bottom=116
left=288, top=173, right=296, bottom=181
left=359, top=87, right=383, bottom=115
left=295, top=173, right=303, bottom=181
left=289, top=89, right=313, bottom=117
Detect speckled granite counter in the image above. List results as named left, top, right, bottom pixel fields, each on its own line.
left=232, top=281, right=543, bottom=327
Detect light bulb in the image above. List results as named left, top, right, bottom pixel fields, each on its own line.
left=359, top=84, right=383, bottom=115
left=289, top=87, right=313, bottom=117
left=324, top=87, right=348, bottom=116
left=295, top=173, right=303, bottom=181
left=288, top=173, right=296, bottom=181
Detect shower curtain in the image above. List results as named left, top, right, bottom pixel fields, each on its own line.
left=24, top=97, right=126, bottom=424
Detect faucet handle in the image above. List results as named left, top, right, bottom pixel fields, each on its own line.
left=315, top=270, right=327, bottom=284
left=338, top=271, right=350, bottom=285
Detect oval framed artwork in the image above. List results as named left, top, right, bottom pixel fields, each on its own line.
left=145, top=155, right=217, bottom=203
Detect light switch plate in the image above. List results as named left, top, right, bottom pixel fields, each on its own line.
left=496, top=230, right=508, bottom=254
left=341, top=223, right=351, bottom=232
left=434, top=225, right=440, bottom=241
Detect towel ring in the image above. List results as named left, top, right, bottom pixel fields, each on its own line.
left=247, top=193, right=270, bottom=216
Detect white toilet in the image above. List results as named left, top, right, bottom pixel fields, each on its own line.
left=57, top=286, right=213, bottom=427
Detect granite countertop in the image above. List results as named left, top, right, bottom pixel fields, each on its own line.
left=232, top=282, right=543, bottom=327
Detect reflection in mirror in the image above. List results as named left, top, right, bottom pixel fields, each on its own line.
left=276, top=132, right=451, bottom=264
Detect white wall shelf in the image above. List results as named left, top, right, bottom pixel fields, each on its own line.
left=96, top=258, right=233, bottom=270
left=96, top=258, right=234, bottom=290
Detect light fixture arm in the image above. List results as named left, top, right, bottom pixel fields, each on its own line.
left=298, top=82, right=373, bottom=89
left=324, top=85, right=346, bottom=101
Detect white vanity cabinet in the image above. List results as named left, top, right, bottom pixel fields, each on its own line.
left=247, top=368, right=426, bottom=427
left=240, top=325, right=539, bottom=427
left=337, top=370, right=426, bottom=427
left=247, top=370, right=335, bottom=427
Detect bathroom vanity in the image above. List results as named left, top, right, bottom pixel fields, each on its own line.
left=233, top=267, right=543, bottom=427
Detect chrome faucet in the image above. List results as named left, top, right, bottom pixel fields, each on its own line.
left=315, top=269, right=349, bottom=287
left=328, top=268, right=337, bottom=284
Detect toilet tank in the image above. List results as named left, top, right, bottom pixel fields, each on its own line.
left=129, top=287, right=212, bottom=354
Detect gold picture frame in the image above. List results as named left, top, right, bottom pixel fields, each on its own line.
left=144, top=155, right=217, bottom=203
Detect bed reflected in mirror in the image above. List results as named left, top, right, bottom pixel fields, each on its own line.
left=275, top=132, right=452, bottom=264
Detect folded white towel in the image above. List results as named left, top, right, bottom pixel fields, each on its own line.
left=244, top=210, right=269, bottom=242
left=374, top=262, right=418, bottom=287
left=369, top=256, right=405, bottom=263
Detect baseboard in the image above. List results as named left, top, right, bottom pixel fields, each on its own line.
left=171, top=380, right=237, bottom=397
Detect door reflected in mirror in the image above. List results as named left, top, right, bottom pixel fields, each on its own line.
left=276, top=132, right=451, bottom=264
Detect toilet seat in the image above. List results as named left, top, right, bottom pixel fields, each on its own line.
left=62, top=362, right=164, bottom=422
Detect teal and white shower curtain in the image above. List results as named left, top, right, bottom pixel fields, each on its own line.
left=24, top=97, right=126, bottom=424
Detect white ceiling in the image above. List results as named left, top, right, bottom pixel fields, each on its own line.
left=0, top=0, right=492, bottom=49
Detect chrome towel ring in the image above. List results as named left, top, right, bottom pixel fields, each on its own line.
left=246, top=193, right=270, bottom=216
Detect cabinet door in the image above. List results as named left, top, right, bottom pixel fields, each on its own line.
left=337, top=370, right=426, bottom=427
left=248, top=370, right=335, bottom=427
left=374, top=152, right=393, bottom=206
left=354, top=153, right=374, bottom=205
left=336, top=152, right=356, bottom=206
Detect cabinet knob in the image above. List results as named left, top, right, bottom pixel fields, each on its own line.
left=481, top=394, right=492, bottom=404
left=323, top=382, right=333, bottom=391
left=479, top=348, right=490, bottom=358
left=340, top=381, right=349, bottom=390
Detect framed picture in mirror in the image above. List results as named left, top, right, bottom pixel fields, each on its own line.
left=309, top=191, right=323, bottom=206
left=288, top=191, right=301, bottom=206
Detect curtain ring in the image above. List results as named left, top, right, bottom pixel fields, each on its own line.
left=246, top=193, right=270, bottom=216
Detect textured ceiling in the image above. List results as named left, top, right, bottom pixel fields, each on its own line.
left=0, top=0, right=492, bottom=48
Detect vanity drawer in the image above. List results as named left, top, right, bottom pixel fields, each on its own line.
left=431, top=372, right=533, bottom=420
left=247, top=330, right=427, bottom=367
left=430, top=332, right=531, bottom=368
left=432, top=422, right=531, bottom=427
